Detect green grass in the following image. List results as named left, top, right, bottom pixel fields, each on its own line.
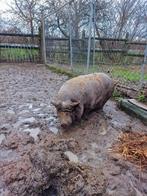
left=71, top=65, right=147, bottom=82
left=1, top=48, right=39, bottom=61
left=46, top=63, right=147, bottom=83
left=111, top=68, right=147, bottom=82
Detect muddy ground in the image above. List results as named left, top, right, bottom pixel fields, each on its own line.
left=0, top=63, right=147, bottom=196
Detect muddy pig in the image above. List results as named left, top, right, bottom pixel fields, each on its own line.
left=52, top=73, right=114, bottom=128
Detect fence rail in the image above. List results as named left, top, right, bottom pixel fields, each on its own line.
left=0, top=33, right=39, bottom=37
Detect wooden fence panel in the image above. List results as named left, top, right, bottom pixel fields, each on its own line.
left=0, top=33, right=41, bottom=63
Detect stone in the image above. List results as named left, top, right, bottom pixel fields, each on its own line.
left=0, top=124, right=11, bottom=131
left=28, top=104, right=33, bottom=109
left=64, top=151, right=79, bottom=163
left=0, top=134, right=5, bottom=144
left=18, top=110, right=30, bottom=115
left=109, top=166, right=121, bottom=176
left=37, top=113, right=47, bottom=118
left=18, top=117, right=36, bottom=125
left=40, top=103, right=46, bottom=107
left=7, top=109, right=15, bottom=115
left=13, top=117, right=37, bottom=129
left=23, top=128, right=41, bottom=140
left=49, top=127, right=59, bottom=134
left=48, top=116, right=56, bottom=122
left=32, top=108, right=41, bottom=113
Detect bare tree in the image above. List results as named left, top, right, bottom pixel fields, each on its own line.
left=109, top=0, right=147, bottom=39
left=8, top=0, right=42, bottom=34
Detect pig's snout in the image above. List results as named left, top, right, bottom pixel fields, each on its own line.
left=61, top=123, right=69, bottom=128
left=57, top=111, right=72, bottom=128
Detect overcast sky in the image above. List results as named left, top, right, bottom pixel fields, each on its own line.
left=0, top=0, right=12, bottom=13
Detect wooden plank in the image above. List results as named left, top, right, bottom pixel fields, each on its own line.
left=128, top=99, right=147, bottom=111
left=119, top=99, right=147, bottom=125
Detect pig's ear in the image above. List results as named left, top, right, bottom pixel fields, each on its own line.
left=51, top=100, right=62, bottom=109
left=70, top=101, right=80, bottom=107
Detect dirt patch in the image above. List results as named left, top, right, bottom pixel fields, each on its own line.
left=0, top=131, right=106, bottom=195
left=0, top=63, right=147, bottom=195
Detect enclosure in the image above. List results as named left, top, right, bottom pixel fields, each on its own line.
left=0, top=0, right=147, bottom=195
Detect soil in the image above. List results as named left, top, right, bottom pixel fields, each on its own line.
left=0, top=63, right=147, bottom=196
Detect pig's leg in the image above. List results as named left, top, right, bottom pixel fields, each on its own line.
left=75, top=104, right=84, bottom=120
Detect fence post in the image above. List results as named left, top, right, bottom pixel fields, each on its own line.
left=86, top=0, right=93, bottom=72
left=40, top=14, right=46, bottom=64
left=140, top=45, right=147, bottom=87
left=68, top=1, right=73, bottom=69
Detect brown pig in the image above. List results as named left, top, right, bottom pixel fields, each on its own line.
left=52, top=73, right=114, bottom=128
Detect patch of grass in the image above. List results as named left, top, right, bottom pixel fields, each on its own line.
left=137, top=91, right=147, bottom=103
left=46, top=63, right=147, bottom=84
left=46, top=64, right=78, bottom=78
left=112, top=67, right=145, bottom=82
left=112, top=89, right=123, bottom=101
left=1, top=48, right=39, bottom=61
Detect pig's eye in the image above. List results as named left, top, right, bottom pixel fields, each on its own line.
left=63, top=108, right=73, bottom=112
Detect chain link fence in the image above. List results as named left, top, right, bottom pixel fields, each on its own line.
left=40, top=0, right=147, bottom=89
left=44, top=31, right=147, bottom=88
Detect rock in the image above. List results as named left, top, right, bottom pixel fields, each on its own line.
left=109, top=166, right=121, bottom=176
left=49, top=127, right=59, bottom=134
left=28, top=104, right=33, bottom=109
left=18, top=110, right=30, bottom=115
left=37, top=113, right=48, bottom=118
left=48, top=116, right=56, bottom=122
left=32, top=108, right=41, bottom=113
left=40, top=103, right=46, bottom=107
left=23, top=128, right=41, bottom=140
left=7, top=109, right=15, bottom=115
left=0, top=124, right=11, bottom=131
left=64, top=151, right=79, bottom=163
left=0, top=134, right=5, bottom=144
left=15, top=117, right=36, bottom=128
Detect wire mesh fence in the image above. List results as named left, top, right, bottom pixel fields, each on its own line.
left=42, top=0, right=147, bottom=88
left=45, top=33, right=147, bottom=87
left=0, top=33, right=41, bottom=63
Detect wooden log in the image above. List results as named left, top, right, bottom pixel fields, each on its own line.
left=119, top=99, right=147, bottom=125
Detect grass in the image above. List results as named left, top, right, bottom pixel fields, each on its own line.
left=1, top=48, right=39, bottom=61
left=72, top=64, right=147, bottom=82
left=46, top=63, right=147, bottom=83
left=112, top=67, right=147, bottom=82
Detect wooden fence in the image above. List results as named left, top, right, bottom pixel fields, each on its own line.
left=0, top=33, right=41, bottom=63
left=45, top=36, right=147, bottom=66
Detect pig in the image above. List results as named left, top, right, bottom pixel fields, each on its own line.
left=52, top=73, right=114, bottom=128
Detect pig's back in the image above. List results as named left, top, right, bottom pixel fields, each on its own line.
left=58, top=73, right=113, bottom=103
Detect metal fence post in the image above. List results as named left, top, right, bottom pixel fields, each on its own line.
left=92, top=0, right=96, bottom=67
left=87, top=0, right=94, bottom=72
left=68, top=1, right=73, bottom=69
left=140, top=44, right=147, bottom=87
left=41, top=14, right=46, bottom=64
